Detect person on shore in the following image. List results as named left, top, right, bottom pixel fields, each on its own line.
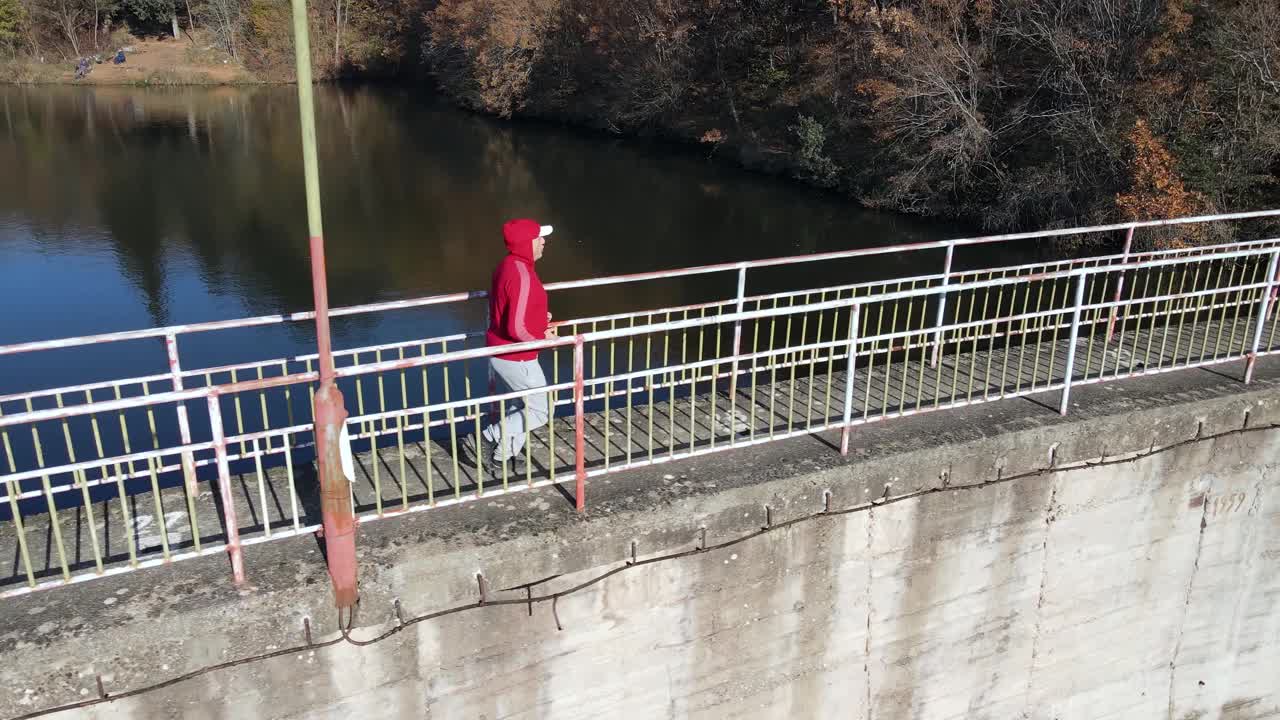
left=464, top=218, right=557, bottom=466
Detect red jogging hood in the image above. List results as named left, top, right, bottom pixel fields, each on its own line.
left=487, top=219, right=549, bottom=361
left=503, top=218, right=540, bottom=265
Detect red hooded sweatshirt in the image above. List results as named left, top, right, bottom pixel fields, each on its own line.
left=485, top=219, right=549, bottom=361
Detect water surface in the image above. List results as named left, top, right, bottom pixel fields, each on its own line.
left=0, top=84, right=1002, bottom=396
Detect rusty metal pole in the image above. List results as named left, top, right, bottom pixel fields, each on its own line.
left=930, top=243, right=955, bottom=368
left=207, top=394, right=245, bottom=584
left=1245, top=250, right=1280, bottom=385
left=572, top=336, right=586, bottom=512
left=1106, top=226, right=1135, bottom=343
left=839, top=304, right=861, bottom=456
left=728, top=265, right=747, bottom=445
left=291, top=0, right=357, bottom=609
left=1060, top=271, right=1089, bottom=415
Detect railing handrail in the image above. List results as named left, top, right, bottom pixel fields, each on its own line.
left=3, top=209, right=1278, bottom=358
left=0, top=295, right=863, bottom=430
left=3, top=231, right=1274, bottom=409
left=5, top=239, right=1277, bottom=432
left=548, top=210, right=1280, bottom=290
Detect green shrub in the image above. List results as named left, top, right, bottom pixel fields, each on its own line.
left=790, top=114, right=839, bottom=188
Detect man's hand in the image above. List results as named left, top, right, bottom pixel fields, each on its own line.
left=545, top=327, right=559, bottom=339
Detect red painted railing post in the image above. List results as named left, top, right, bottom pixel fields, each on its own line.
left=206, top=394, right=245, bottom=585
left=1107, top=226, right=1135, bottom=343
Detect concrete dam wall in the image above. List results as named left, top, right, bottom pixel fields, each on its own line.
left=2, top=365, right=1278, bottom=719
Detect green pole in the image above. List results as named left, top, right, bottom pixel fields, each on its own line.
left=292, top=0, right=325, bottom=311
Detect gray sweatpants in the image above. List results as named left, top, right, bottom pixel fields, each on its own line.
left=482, top=356, right=550, bottom=461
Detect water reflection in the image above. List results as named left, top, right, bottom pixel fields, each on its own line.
left=0, top=84, right=991, bottom=396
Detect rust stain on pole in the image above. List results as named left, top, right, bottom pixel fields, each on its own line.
left=314, top=382, right=357, bottom=608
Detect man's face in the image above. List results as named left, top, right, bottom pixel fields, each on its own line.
left=533, top=236, right=546, bottom=261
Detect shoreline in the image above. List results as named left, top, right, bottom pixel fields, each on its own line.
left=0, top=37, right=260, bottom=86
left=0, top=65, right=265, bottom=86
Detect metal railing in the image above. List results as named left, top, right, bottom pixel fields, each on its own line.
left=2, top=210, right=1280, bottom=599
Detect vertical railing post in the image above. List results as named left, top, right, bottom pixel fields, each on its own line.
left=840, top=304, right=861, bottom=456
left=931, top=243, right=955, bottom=368
left=165, top=334, right=199, bottom=529
left=728, top=265, right=747, bottom=445
left=207, top=393, right=245, bottom=585
left=572, top=335, right=586, bottom=512
left=1106, top=225, right=1135, bottom=343
left=1270, top=245, right=1280, bottom=312
left=291, top=0, right=357, bottom=610
left=1244, top=250, right=1280, bottom=384
left=1059, top=272, right=1089, bottom=415
left=486, top=304, right=497, bottom=418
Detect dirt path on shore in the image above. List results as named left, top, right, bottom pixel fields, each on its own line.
left=47, top=37, right=251, bottom=84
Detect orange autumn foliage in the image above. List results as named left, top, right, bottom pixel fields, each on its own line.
left=1115, top=120, right=1210, bottom=247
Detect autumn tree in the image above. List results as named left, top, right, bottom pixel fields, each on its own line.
left=1116, top=119, right=1209, bottom=247
left=30, top=0, right=93, bottom=56
left=425, top=0, right=561, bottom=116
left=1173, top=0, right=1280, bottom=222
left=201, top=0, right=242, bottom=58
left=847, top=0, right=1000, bottom=216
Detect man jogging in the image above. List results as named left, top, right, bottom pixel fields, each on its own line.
left=464, top=218, right=556, bottom=466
